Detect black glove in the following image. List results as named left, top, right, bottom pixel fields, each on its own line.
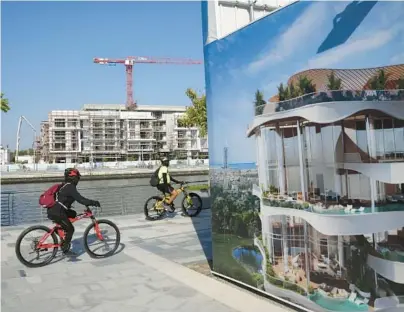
left=92, top=200, right=101, bottom=207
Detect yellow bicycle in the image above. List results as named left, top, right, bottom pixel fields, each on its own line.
left=144, top=182, right=202, bottom=221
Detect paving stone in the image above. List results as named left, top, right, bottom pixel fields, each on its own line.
left=1, top=211, right=290, bottom=312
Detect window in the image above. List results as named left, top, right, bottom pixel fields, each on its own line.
left=54, top=119, right=65, bottom=128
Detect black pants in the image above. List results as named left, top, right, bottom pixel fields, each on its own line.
left=157, top=184, right=174, bottom=194
left=47, top=205, right=77, bottom=249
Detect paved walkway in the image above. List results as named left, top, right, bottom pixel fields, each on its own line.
left=1, top=210, right=293, bottom=312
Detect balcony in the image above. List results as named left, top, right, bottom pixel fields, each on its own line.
left=255, top=89, right=404, bottom=116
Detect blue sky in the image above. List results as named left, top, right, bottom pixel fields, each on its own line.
left=204, top=1, right=404, bottom=165
left=1, top=1, right=205, bottom=149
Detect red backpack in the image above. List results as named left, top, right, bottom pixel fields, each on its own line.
left=39, top=183, right=65, bottom=208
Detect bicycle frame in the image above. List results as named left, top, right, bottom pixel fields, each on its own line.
left=156, top=184, right=191, bottom=208
left=36, top=207, right=103, bottom=249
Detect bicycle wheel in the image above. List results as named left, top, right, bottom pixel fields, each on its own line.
left=83, top=219, right=120, bottom=258
left=144, top=196, right=166, bottom=221
left=15, top=225, right=59, bottom=268
left=181, top=192, right=202, bottom=217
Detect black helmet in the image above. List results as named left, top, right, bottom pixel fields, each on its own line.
left=64, top=168, right=81, bottom=185
left=161, top=157, right=170, bottom=167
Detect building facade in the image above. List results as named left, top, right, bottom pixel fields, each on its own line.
left=41, top=104, right=208, bottom=163
left=0, top=145, right=11, bottom=165
left=249, top=66, right=404, bottom=310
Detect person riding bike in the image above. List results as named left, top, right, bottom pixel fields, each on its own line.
left=156, top=157, right=183, bottom=212
left=47, top=168, right=100, bottom=256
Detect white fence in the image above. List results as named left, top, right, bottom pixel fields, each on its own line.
left=1, top=159, right=210, bottom=173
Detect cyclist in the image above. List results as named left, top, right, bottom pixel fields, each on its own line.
left=156, top=157, right=183, bottom=212
left=47, top=168, right=100, bottom=256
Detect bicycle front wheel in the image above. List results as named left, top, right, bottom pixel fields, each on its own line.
left=83, top=220, right=120, bottom=258
left=181, top=192, right=203, bottom=217
left=15, top=225, right=59, bottom=268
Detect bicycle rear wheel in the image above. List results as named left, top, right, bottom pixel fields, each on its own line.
left=144, top=196, right=166, bottom=221
left=181, top=192, right=203, bottom=217
left=15, top=225, right=59, bottom=268
left=83, top=219, right=120, bottom=258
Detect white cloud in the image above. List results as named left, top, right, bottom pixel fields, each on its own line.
left=245, top=1, right=331, bottom=75
left=305, top=28, right=396, bottom=69
left=390, top=52, right=404, bottom=64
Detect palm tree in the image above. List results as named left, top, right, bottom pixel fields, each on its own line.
left=397, top=76, right=404, bottom=89
left=278, top=83, right=286, bottom=101
left=368, top=69, right=389, bottom=90
left=327, top=71, right=342, bottom=90
left=289, top=82, right=299, bottom=98
left=254, top=90, right=266, bottom=115
left=1, top=93, right=10, bottom=112
left=297, top=75, right=316, bottom=95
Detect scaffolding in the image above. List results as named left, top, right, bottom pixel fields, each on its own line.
left=43, top=105, right=207, bottom=163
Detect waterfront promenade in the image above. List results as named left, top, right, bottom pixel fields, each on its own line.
left=1, top=210, right=293, bottom=312
left=1, top=165, right=209, bottom=184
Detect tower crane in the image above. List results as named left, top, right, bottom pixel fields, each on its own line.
left=93, top=56, right=202, bottom=110
left=15, top=115, right=37, bottom=162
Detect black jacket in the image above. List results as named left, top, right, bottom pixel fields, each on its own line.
left=56, top=183, right=96, bottom=209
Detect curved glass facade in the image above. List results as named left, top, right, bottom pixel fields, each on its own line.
left=259, top=114, right=404, bottom=213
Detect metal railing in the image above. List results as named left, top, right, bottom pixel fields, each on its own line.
left=255, top=89, right=404, bottom=116
left=1, top=181, right=210, bottom=226
left=1, top=161, right=209, bottom=173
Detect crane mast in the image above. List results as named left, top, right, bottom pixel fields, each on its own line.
left=15, top=116, right=37, bottom=162
left=93, top=56, right=202, bottom=110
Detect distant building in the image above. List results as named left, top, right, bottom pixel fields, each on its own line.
left=0, top=145, right=10, bottom=165
left=40, top=104, right=208, bottom=163
left=15, top=155, right=35, bottom=164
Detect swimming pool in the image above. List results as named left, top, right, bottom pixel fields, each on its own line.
left=314, top=203, right=404, bottom=215
left=309, top=291, right=369, bottom=311
left=232, top=247, right=263, bottom=272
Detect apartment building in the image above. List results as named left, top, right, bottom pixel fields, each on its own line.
left=42, top=104, right=208, bottom=163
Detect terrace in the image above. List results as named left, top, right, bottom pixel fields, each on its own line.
left=255, top=89, right=404, bottom=116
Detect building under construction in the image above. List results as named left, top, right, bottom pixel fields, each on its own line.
left=39, top=104, right=208, bottom=163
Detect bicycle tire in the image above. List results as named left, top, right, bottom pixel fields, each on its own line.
left=15, top=225, right=59, bottom=268
left=83, top=219, right=121, bottom=258
left=181, top=192, right=203, bottom=217
left=144, top=196, right=165, bottom=221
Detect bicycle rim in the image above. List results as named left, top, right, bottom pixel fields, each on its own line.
left=15, top=226, right=59, bottom=268
left=182, top=193, right=202, bottom=217
left=83, top=220, right=120, bottom=258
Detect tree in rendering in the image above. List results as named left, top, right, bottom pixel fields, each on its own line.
left=1, top=93, right=10, bottom=112
left=277, top=83, right=286, bottom=101
left=289, top=82, right=299, bottom=98
left=368, top=69, right=389, bottom=90
left=178, top=88, right=207, bottom=137
left=297, top=75, right=316, bottom=95
left=254, top=90, right=266, bottom=115
left=396, top=76, right=404, bottom=89
left=327, top=71, right=342, bottom=90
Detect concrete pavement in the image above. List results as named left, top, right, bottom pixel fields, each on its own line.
left=1, top=210, right=294, bottom=312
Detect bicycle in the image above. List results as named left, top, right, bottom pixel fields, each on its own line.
left=15, top=206, right=120, bottom=268
left=144, top=182, right=203, bottom=221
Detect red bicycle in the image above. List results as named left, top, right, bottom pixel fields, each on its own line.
left=15, top=206, right=120, bottom=268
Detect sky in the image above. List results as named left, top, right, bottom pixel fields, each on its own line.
left=1, top=1, right=205, bottom=149
left=204, top=0, right=404, bottom=165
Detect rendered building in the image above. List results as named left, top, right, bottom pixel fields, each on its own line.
left=249, top=66, right=404, bottom=310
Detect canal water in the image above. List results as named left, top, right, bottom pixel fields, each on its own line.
left=1, top=174, right=209, bottom=226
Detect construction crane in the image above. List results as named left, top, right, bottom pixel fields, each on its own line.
left=15, top=115, right=37, bottom=162
left=93, top=56, right=203, bottom=110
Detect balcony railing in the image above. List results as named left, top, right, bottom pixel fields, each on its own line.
left=255, top=89, right=404, bottom=116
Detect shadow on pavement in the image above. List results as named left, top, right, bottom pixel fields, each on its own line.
left=48, top=234, right=126, bottom=264
left=190, top=189, right=213, bottom=269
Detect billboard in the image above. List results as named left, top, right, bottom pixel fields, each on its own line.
left=202, top=1, right=404, bottom=311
